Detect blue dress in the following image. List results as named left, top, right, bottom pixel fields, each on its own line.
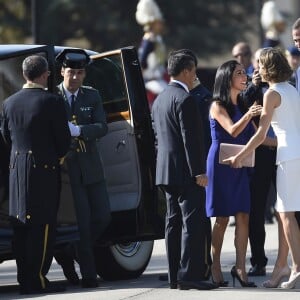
left=206, top=105, right=254, bottom=217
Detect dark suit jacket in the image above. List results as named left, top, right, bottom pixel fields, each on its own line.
left=1, top=88, right=71, bottom=224
left=190, top=83, right=212, bottom=157
left=57, top=83, right=108, bottom=185
left=151, top=81, right=206, bottom=186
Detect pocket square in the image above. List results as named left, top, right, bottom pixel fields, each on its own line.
left=219, top=143, right=255, bottom=167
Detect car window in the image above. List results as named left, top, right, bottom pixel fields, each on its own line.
left=0, top=55, right=26, bottom=102
left=85, top=55, right=128, bottom=114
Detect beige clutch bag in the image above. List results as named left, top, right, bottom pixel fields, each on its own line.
left=219, top=143, right=255, bottom=167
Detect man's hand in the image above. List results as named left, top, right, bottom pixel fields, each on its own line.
left=68, top=121, right=81, bottom=137
left=195, top=174, right=208, bottom=187
left=252, top=69, right=261, bottom=86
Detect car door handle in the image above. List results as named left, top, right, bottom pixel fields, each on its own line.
left=116, top=140, right=126, bottom=152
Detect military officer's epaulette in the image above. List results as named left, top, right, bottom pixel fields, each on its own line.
left=81, top=85, right=97, bottom=91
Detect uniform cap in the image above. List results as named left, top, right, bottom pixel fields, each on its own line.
left=55, top=49, right=91, bottom=69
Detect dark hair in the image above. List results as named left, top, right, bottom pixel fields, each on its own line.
left=22, top=55, right=48, bottom=81
left=259, top=48, right=292, bottom=83
left=212, top=60, right=247, bottom=118
left=167, top=49, right=197, bottom=77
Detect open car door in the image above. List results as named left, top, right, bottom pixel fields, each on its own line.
left=84, top=47, right=165, bottom=279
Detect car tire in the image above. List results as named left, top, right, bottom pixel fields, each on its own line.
left=95, top=240, right=154, bottom=280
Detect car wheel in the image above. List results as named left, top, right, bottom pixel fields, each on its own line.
left=95, top=240, right=154, bottom=280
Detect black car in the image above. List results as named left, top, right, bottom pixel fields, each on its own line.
left=0, top=44, right=165, bottom=280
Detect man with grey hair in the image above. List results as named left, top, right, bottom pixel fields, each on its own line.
left=1, top=55, right=70, bottom=294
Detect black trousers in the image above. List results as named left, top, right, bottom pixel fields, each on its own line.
left=12, top=222, right=56, bottom=291
left=55, top=180, right=111, bottom=280
left=162, top=183, right=211, bottom=284
left=249, top=146, right=276, bottom=267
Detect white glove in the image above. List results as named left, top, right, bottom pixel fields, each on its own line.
left=68, top=121, right=81, bottom=137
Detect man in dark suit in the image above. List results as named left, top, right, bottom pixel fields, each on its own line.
left=293, top=18, right=300, bottom=94
left=292, top=18, right=300, bottom=226
left=190, top=77, right=212, bottom=157
left=190, top=77, right=213, bottom=277
left=54, top=49, right=111, bottom=288
left=1, top=55, right=71, bottom=294
left=151, top=49, right=217, bottom=290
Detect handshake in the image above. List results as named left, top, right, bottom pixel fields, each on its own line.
left=68, top=121, right=81, bottom=137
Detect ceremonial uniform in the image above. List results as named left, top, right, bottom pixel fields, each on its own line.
left=1, top=83, right=70, bottom=293
left=54, top=49, right=111, bottom=287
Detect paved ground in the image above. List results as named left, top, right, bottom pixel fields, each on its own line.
left=0, top=217, right=300, bottom=299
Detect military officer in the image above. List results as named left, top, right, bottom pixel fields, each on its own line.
left=54, top=49, right=111, bottom=288
left=1, top=55, right=71, bottom=294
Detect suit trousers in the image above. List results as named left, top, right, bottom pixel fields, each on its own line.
left=12, top=222, right=56, bottom=291
left=71, top=180, right=111, bottom=280
left=249, top=146, right=276, bottom=267
left=162, top=182, right=211, bottom=284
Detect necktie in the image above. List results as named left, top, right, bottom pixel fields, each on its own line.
left=70, top=94, right=75, bottom=114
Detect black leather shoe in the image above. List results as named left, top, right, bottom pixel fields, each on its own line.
left=247, top=265, right=266, bottom=276
left=177, top=280, right=218, bottom=290
left=81, top=278, right=99, bottom=288
left=170, top=282, right=177, bottom=289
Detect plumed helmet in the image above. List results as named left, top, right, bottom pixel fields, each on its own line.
left=136, top=0, right=163, bottom=26
left=261, top=1, right=284, bottom=31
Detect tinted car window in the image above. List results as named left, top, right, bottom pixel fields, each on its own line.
left=86, top=56, right=128, bottom=114
left=0, top=56, right=25, bottom=101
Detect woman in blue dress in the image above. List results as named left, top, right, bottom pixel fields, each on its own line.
left=206, top=60, right=261, bottom=287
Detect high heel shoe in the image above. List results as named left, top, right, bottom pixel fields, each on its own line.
left=231, top=266, right=257, bottom=288
left=280, top=271, right=300, bottom=289
left=262, top=266, right=291, bottom=288
left=212, top=278, right=229, bottom=287
left=211, top=268, right=229, bottom=287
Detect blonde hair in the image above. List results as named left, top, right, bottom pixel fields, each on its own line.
left=259, top=48, right=292, bottom=83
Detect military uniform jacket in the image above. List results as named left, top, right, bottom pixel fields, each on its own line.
left=1, top=88, right=71, bottom=224
left=57, top=83, right=108, bottom=185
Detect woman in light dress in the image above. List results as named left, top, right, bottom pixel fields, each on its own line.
left=225, top=47, right=300, bottom=289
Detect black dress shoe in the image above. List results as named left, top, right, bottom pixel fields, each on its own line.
left=81, top=278, right=99, bottom=288
left=170, top=282, right=177, bottom=289
left=247, top=265, right=266, bottom=276
left=177, top=280, right=218, bottom=290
